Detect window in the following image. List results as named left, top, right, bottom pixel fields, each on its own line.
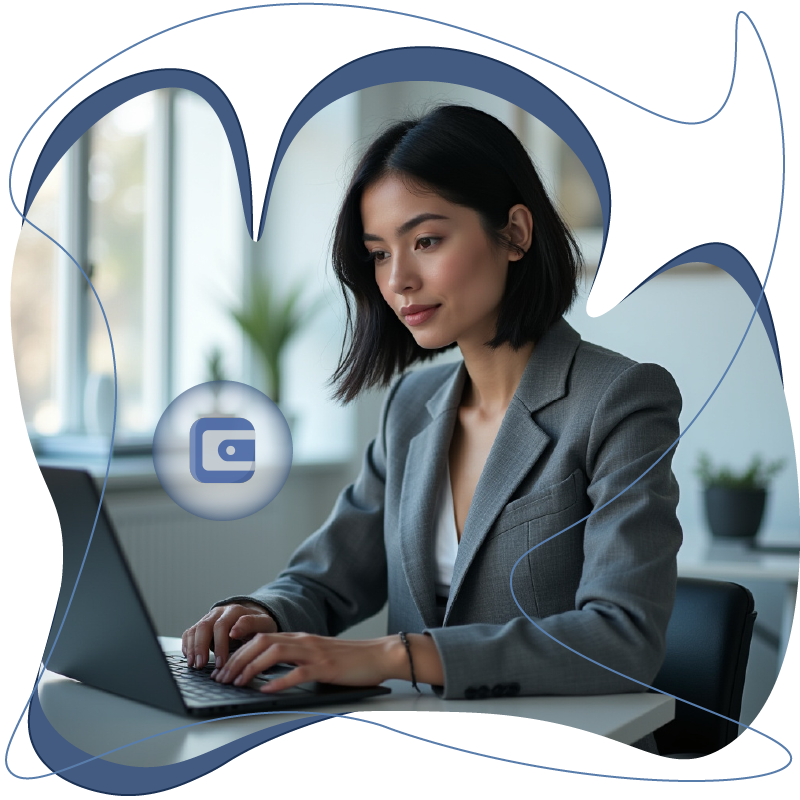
left=13, top=94, right=163, bottom=444
left=10, top=162, right=62, bottom=434
left=11, top=82, right=600, bottom=463
left=86, top=93, right=153, bottom=434
left=12, top=88, right=359, bottom=462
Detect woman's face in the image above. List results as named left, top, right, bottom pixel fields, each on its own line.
left=361, top=174, right=527, bottom=351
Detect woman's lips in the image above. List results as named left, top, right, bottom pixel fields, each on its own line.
left=401, top=305, right=440, bottom=326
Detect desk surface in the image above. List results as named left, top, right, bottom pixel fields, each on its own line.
left=36, top=638, right=674, bottom=768
left=677, top=533, right=799, bottom=583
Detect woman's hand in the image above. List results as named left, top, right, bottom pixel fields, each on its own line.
left=181, top=603, right=278, bottom=670
left=212, top=632, right=407, bottom=692
left=212, top=631, right=445, bottom=692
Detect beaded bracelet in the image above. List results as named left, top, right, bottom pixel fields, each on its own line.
left=398, top=631, right=421, bottom=693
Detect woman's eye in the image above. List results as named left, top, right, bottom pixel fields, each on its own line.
left=370, top=250, right=389, bottom=263
left=416, top=236, right=439, bottom=250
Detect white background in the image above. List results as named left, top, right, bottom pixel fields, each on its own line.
left=2, top=1, right=798, bottom=798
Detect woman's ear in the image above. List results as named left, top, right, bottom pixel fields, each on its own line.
left=505, top=204, right=533, bottom=260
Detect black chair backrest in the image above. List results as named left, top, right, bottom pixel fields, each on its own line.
left=651, top=577, right=756, bottom=756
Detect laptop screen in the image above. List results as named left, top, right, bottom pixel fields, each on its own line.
left=40, top=467, right=185, bottom=714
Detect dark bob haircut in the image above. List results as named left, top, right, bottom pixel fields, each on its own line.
left=330, top=104, right=582, bottom=403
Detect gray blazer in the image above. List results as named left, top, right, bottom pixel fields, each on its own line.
left=221, top=318, right=683, bottom=700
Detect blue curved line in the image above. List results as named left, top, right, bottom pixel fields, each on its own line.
left=5, top=2, right=790, bottom=790
left=6, top=2, right=747, bottom=226
left=24, top=693, right=788, bottom=788
left=6, top=0, right=748, bottom=212
left=8, top=6, right=778, bottom=367
left=4, top=217, right=120, bottom=778
left=509, top=6, right=790, bottom=777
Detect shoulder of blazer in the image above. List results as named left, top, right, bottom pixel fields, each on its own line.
left=570, top=339, right=639, bottom=388
left=522, top=320, right=678, bottom=419
left=565, top=342, right=683, bottom=437
left=571, top=341, right=680, bottom=397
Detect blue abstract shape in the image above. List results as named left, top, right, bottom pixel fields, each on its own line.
left=20, top=46, right=782, bottom=381
left=629, top=243, right=782, bottom=380
left=23, top=69, right=254, bottom=237
left=8, top=5, right=791, bottom=791
left=28, top=692, right=327, bottom=794
left=253, top=46, right=610, bottom=246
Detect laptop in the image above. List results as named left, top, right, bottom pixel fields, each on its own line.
left=39, top=466, right=391, bottom=717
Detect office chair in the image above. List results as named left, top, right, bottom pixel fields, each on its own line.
left=651, top=577, right=757, bottom=757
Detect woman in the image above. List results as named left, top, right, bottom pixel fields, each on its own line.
left=182, top=105, right=682, bottom=705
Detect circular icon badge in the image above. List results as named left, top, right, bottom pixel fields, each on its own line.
left=153, top=381, right=292, bottom=520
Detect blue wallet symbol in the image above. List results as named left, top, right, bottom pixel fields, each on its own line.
left=190, top=417, right=256, bottom=483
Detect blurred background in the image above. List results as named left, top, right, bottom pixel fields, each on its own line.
left=11, top=81, right=797, bottom=726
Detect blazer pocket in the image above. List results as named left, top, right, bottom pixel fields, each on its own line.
left=490, top=470, right=581, bottom=538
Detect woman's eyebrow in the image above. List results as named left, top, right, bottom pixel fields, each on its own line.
left=362, top=213, right=449, bottom=242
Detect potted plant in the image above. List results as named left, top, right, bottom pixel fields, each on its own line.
left=229, top=271, right=319, bottom=407
left=202, top=347, right=228, bottom=416
left=695, top=452, right=786, bottom=540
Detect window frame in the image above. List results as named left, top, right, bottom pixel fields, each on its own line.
left=33, top=90, right=175, bottom=454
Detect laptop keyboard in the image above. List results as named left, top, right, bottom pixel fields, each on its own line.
left=166, top=654, right=311, bottom=704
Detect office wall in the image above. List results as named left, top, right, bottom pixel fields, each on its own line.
left=105, top=464, right=357, bottom=638
left=566, top=269, right=798, bottom=542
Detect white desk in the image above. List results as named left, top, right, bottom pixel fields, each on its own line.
left=35, top=638, right=674, bottom=768
left=677, top=534, right=799, bottom=665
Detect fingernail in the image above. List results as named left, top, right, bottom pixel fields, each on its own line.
left=186, top=654, right=194, bottom=667
left=210, top=669, right=218, bottom=679
left=215, top=655, right=221, bottom=668
left=234, top=675, right=245, bottom=686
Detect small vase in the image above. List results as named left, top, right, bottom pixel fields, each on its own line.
left=703, top=487, right=767, bottom=539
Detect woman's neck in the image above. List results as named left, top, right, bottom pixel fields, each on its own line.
left=458, top=340, right=535, bottom=416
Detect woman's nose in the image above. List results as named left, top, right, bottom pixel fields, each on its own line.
left=387, top=253, right=420, bottom=294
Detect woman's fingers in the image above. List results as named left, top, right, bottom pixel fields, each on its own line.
left=180, top=627, right=192, bottom=662
left=208, top=605, right=248, bottom=668
left=229, top=611, right=278, bottom=640
left=181, top=620, right=203, bottom=667
left=190, top=610, right=219, bottom=669
left=214, top=607, right=277, bottom=669
left=181, top=604, right=276, bottom=670
left=211, top=609, right=237, bottom=669
left=232, top=642, right=301, bottom=686
left=213, top=633, right=394, bottom=690
left=215, top=632, right=285, bottom=684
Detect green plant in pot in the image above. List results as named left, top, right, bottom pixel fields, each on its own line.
left=204, top=347, right=227, bottom=415
left=695, top=452, right=786, bottom=540
left=229, top=271, right=318, bottom=407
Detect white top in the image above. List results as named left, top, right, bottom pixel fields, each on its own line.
left=434, top=461, right=459, bottom=597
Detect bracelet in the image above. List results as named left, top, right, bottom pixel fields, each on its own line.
left=398, top=631, right=421, bottom=694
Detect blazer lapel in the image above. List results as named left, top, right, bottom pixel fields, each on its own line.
left=445, top=319, right=581, bottom=621
left=398, top=362, right=467, bottom=628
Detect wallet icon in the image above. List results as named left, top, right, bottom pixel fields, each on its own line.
left=189, top=417, right=256, bottom=483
